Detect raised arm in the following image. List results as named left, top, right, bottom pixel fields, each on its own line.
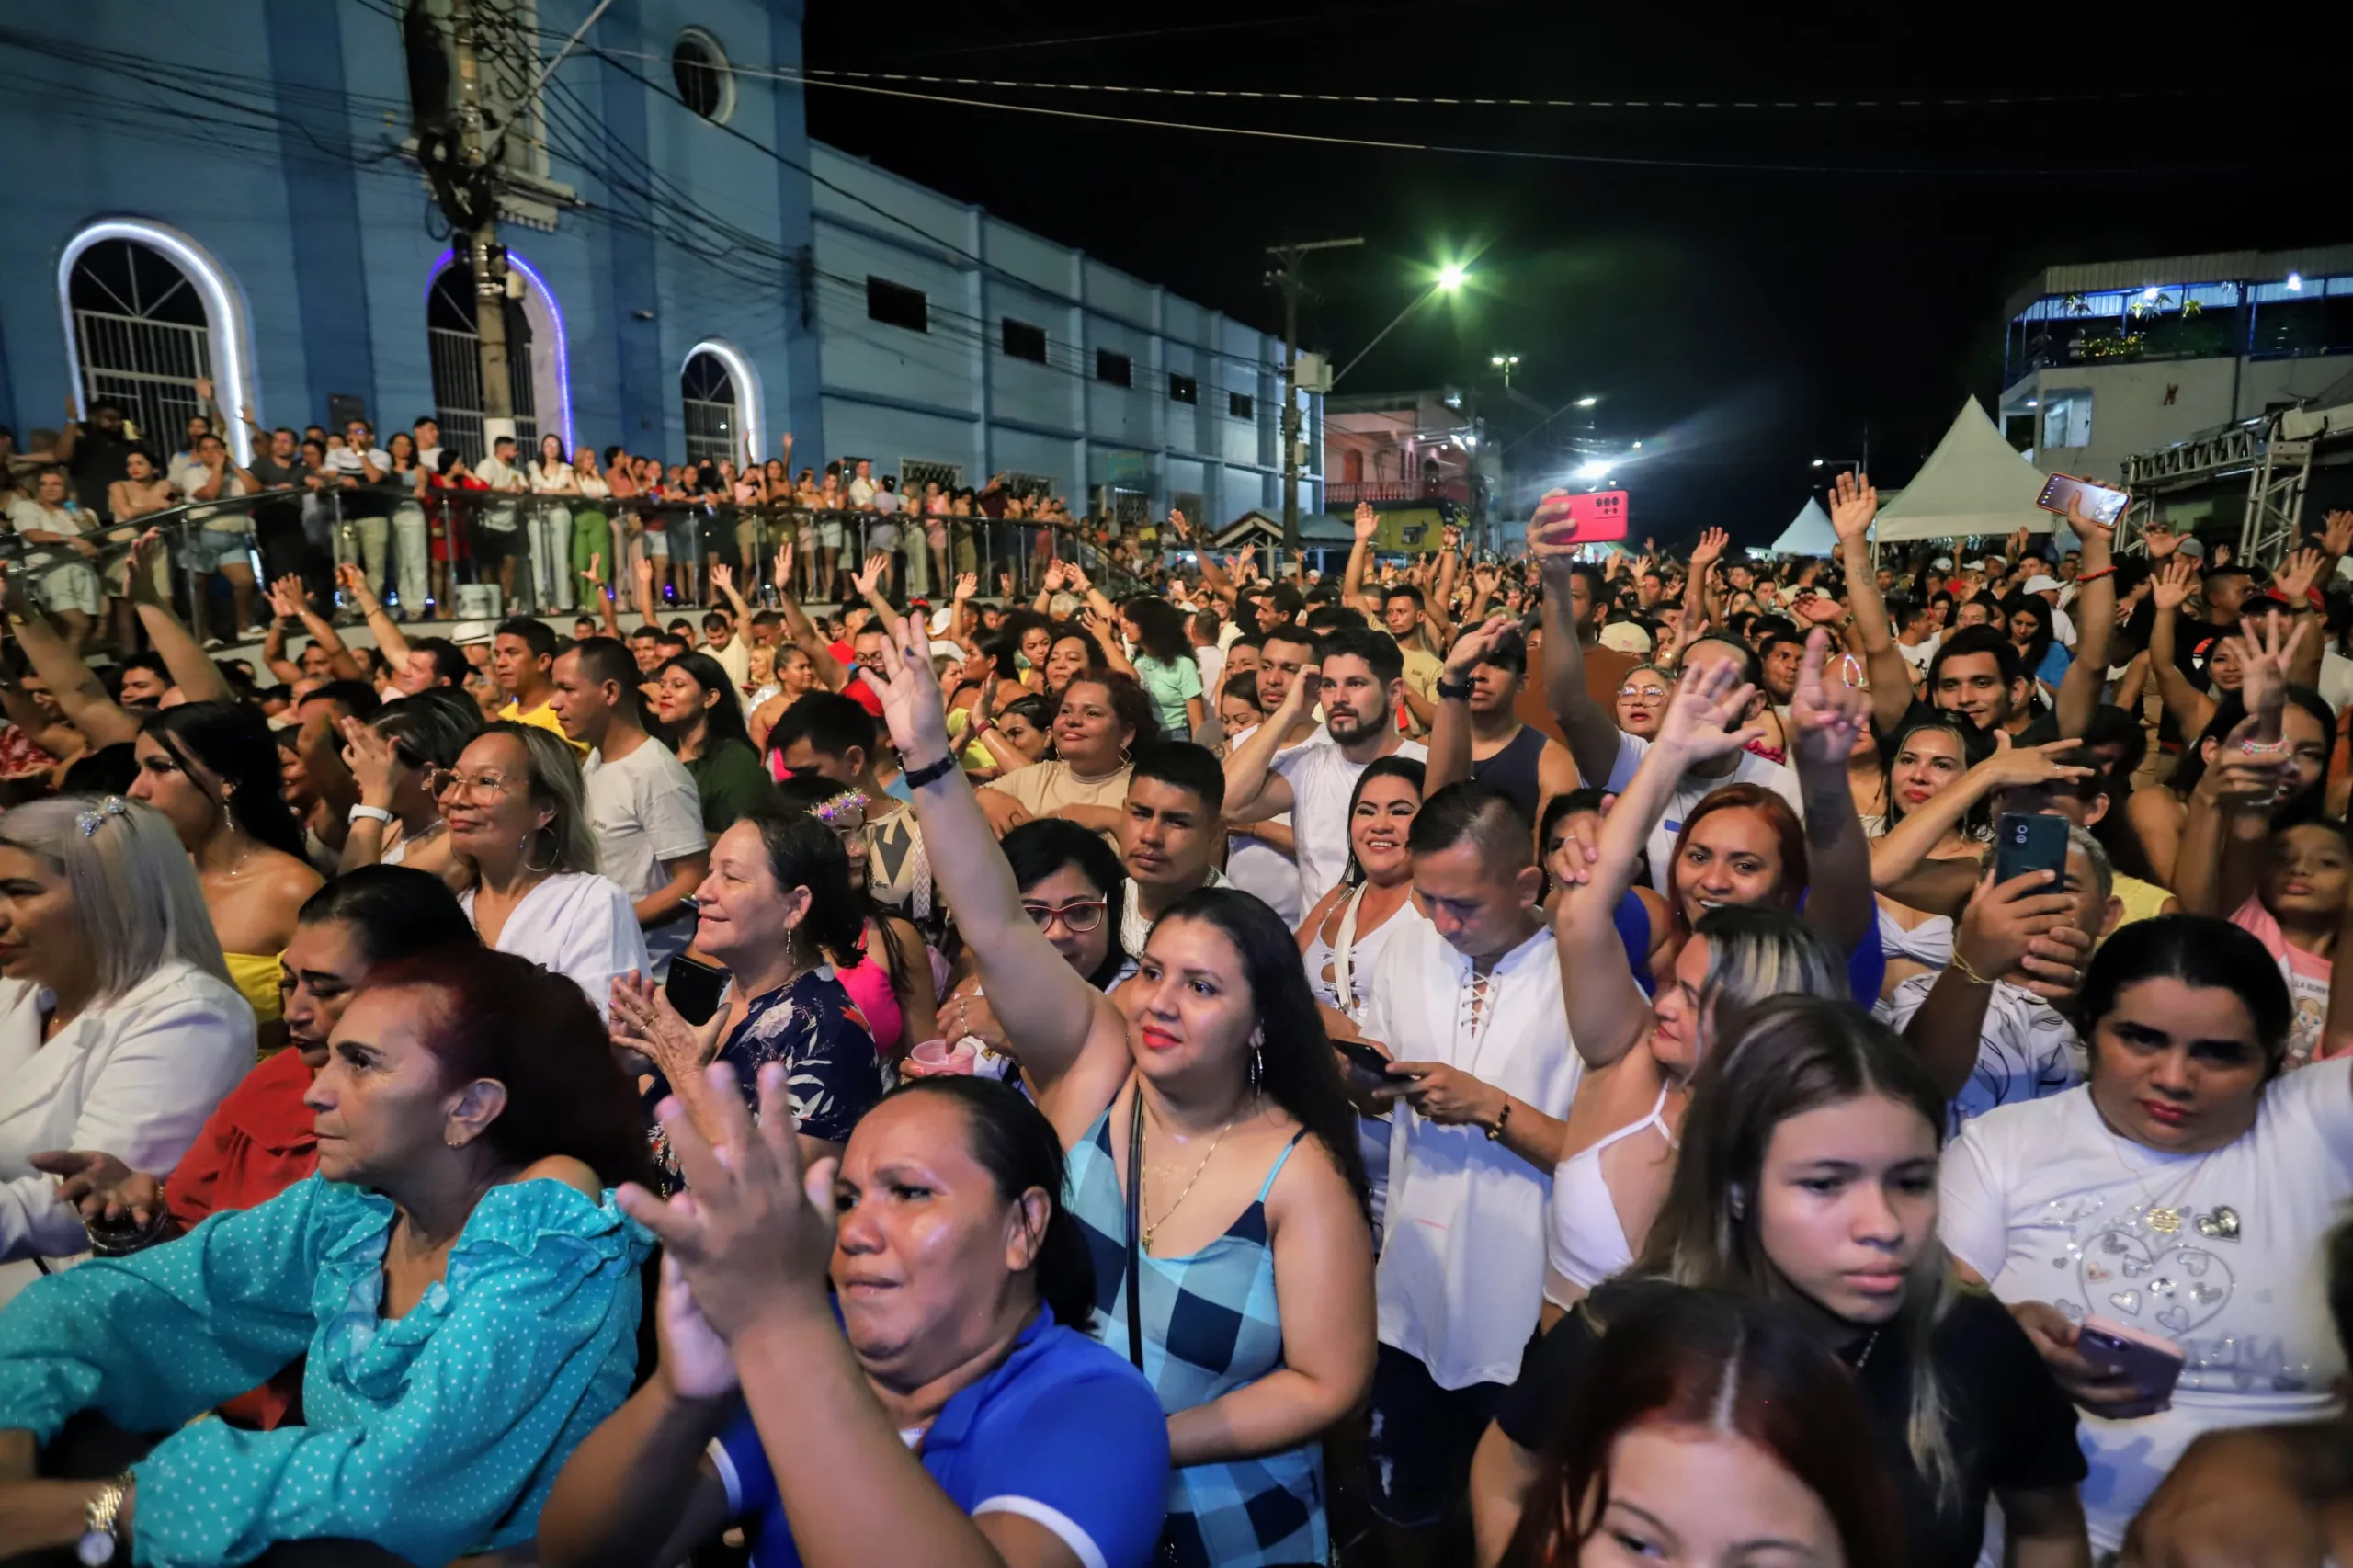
left=1530, top=520, right=1624, bottom=789
left=868, top=611, right=1131, bottom=1144
left=272, top=574, right=364, bottom=682
left=2173, top=619, right=2299, bottom=918
left=0, top=579, right=140, bottom=747
left=1343, top=502, right=1382, bottom=617
left=1557, top=658, right=1765, bottom=1069
left=1828, top=472, right=1914, bottom=737
left=1869, top=738, right=2095, bottom=915
left=1424, top=614, right=1514, bottom=796
left=1221, top=666, right=1310, bottom=824
left=768, top=545, right=853, bottom=694
left=335, top=562, right=412, bottom=671
left=2266, top=545, right=2331, bottom=692
left=2052, top=496, right=2119, bottom=739
left=124, top=532, right=232, bottom=704
left=259, top=615, right=301, bottom=687
left=1785, top=628, right=1876, bottom=952
left=2144, top=558, right=2216, bottom=739
left=1683, top=528, right=1727, bottom=647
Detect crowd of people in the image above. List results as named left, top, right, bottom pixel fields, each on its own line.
left=0, top=442, right=2348, bottom=1568
left=3, top=391, right=1127, bottom=653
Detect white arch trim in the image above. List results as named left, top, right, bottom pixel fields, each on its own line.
left=684, top=337, right=763, bottom=466
left=57, top=218, right=259, bottom=463
left=426, top=247, right=575, bottom=455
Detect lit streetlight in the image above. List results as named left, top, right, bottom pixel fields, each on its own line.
left=1574, top=395, right=1598, bottom=408
left=1490, top=352, right=1520, bottom=389
left=1329, top=262, right=1472, bottom=390
left=1438, top=263, right=1470, bottom=290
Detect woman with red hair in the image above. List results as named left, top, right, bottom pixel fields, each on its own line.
left=0, top=946, right=654, bottom=1566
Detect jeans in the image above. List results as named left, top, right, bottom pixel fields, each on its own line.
left=391, top=502, right=429, bottom=615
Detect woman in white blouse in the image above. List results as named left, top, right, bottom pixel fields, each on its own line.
left=0, top=796, right=254, bottom=1300
left=442, top=722, right=649, bottom=1017
left=1938, top=912, right=2353, bottom=1558
left=528, top=432, right=581, bottom=612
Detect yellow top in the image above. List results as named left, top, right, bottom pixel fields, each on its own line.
left=499, top=698, right=591, bottom=757
left=2109, top=873, right=2176, bottom=932
left=222, top=949, right=285, bottom=1024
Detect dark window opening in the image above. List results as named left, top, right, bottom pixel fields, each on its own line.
left=867, top=277, right=928, bottom=334
left=1169, top=373, right=1198, bottom=403
left=1002, top=318, right=1046, bottom=362
left=1096, top=349, right=1132, bottom=387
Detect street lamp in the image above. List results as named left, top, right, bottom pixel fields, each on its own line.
left=1329, top=263, right=1472, bottom=391
left=1574, top=395, right=1598, bottom=408
left=1490, top=352, right=1520, bottom=389
left=1438, top=263, right=1469, bottom=291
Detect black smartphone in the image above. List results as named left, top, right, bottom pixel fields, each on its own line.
left=1994, top=812, right=2070, bottom=890
left=1333, top=1038, right=1392, bottom=1090
left=2076, top=1314, right=2186, bottom=1415
left=664, top=955, right=729, bottom=1027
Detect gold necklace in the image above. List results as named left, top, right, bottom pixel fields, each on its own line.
left=1139, top=1103, right=1240, bottom=1251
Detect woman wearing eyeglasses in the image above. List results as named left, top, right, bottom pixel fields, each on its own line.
left=1613, top=665, right=1669, bottom=741
left=443, top=722, right=649, bottom=1017
left=938, top=820, right=1131, bottom=1080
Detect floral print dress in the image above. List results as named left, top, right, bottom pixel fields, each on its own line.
left=641, top=966, right=884, bottom=1194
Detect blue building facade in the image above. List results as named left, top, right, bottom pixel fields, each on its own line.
left=0, top=0, right=1313, bottom=522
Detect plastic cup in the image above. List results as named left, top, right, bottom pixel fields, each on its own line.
left=906, top=1037, right=978, bottom=1076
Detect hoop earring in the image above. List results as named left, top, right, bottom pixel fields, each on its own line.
left=521, top=830, right=556, bottom=875
left=1249, top=1030, right=1265, bottom=1090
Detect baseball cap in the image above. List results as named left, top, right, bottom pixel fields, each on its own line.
left=451, top=619, right=495, bottom=646
left=1597, top=621, right=1654, bottom=655
left=2023, top=574, right=2062, bottom=594
left=1930, top=556, right=1953, bottom=569
left=2176, top=537, right=2207, bottom=560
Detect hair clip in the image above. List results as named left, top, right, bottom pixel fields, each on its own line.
left=810, top=789, right=870, bottom=825
left=75, top=795, right=131, bottom=836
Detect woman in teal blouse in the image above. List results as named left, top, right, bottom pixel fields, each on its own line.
left=0, top=945, right=654, bottom=1567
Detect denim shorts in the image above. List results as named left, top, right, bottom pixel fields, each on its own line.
left=182, top=525, right=254, bottom=574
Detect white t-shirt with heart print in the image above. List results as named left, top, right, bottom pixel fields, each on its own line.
left=1938, top=1058, right=2353, bottom=1554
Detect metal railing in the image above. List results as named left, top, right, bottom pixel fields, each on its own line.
left=1, top=483, right=1154, bottom=642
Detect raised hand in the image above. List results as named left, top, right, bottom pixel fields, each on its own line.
left=1979, top=733, right=2100, bottom=794
left=953, top=571, right=977, bottom=602
left=2324, top=509, right=2353, bottom=559
left=269, top=574, right=312, bottom=620
left=1653, top=656, right=1765, bottom=764
left=1042, top=560, right=1067, bottom=593
left=2271, top=546, right=2325, bottom=607
left=869, top=600, right=950, bottom=765
left=2142, top=521, right=2179, bottom=560
left=1353, top=500, right=1380, bottom=542
left=1689, top=526, right=1729, bottom=573
left=2151, top=555, right=2197, bottom=612
left=1443, top=613, right=1517, bottom=679
left=615, top=1062, right=837, bottom=1343
left=2065, top=492, right=2119, bottom=551
left=338, top=714, right=410, bottom=803
left=2195, top=715, right=2294, bottom=806
left=1787, top=627, right=1868, bottom=770
left=121, top=529, right=164, bottom=599
left=1794, top=592, right=1846, bottom=627
left=1956, top=864, right=2087, bottom=998
left=1827, top=470, right=1878, bottom=543
left=770, top=542, right=794, bottom=594
left=850, top=553, right=888, bottom=599
left=998, top=572, right=1014, bottom=597
left=1167, top=509, right=1190, bottom=541
left=709, top=561, right=734, bottom=597
left=335, top=561, right=378, bottom=611
left=2228, top=613, right=2306, bottom=740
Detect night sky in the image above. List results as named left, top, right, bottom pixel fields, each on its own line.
left=801, top=2, right=2338, bottom=549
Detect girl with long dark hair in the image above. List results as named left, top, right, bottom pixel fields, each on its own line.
left=652, top=650, right=772, bottom=836
left=868, top=612, right=1375, bottom=1568
left=1473, top=997, right=2090, bottom=1568
left=127, top=701, right=324, bottom=1043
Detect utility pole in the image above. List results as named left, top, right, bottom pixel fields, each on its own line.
left=1267, top=236, right=1361, bottom=551
left=448, top=0, right=515, bottom=453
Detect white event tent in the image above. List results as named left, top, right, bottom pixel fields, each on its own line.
left=1768, top=497, right=1836, bottom=555
left=1871, top=398, right=2057, bottom=543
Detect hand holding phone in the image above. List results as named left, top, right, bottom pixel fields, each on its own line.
left=2036, top=473, right=2129, bottom=528
left=2075, top=1313, right=2186, bottom=1416
left=1531, top=488, right=1630, bottom=547
left=1993, top=812, right=2070, bottom=890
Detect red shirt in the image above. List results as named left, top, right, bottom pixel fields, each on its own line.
left=165, top=1046, right=318, bottom=1233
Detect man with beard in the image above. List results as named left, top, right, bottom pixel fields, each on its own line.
left=1223, top=624, right=1427, bottom=912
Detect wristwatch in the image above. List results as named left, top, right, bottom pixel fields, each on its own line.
left=1435, top=676, right=1474, bottom=703
left=79, top=1472, right=132, bottom=1565
left=347, top=804, right=394, bottom=826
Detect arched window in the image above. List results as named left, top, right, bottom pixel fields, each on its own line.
left=680, top=339, right=763, bottom=469
left=426, top=264, right=536, bottom=464
left=423, top=249, right=572, bottom=463
left=58, top=220, right=257, bottom=461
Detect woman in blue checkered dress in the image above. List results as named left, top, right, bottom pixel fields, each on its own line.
left=873, top=634, right=1377, bottom=1567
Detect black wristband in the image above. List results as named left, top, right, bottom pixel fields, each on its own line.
left=1436, top=676, right=1474, bottom=703
left=903, top=754, right=959, bottom=790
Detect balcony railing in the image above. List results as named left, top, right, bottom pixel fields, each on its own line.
left=1325, top=478, right=1470, bottom=506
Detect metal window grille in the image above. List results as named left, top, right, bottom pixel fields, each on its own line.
left=67, top=239, right=211, bottom=451
left=680, top=352, right=739, bottom=467
left=1108, top=486, right=1149, bottom=528
left=426, top=267, right=535, bottom=464
left=901, top=458, right=963, bottom=494
left=1004, top=471, right=1057, bottom=501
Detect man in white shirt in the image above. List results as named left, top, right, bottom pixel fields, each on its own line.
left=846, top=457, right=877, bottom=510
left=1358, top=781, right=1579, bottom=1547
left=1223, top=624, right=1427, bottom=913
left=1218, top=627, right=1314, bottom=924
left=469, top=435, right=528, bottom=609
left=1117, top=741, right=1228, bottom=953
left=411, top=415, right=444, bottom=474
left=549, top=637, right=710, bottom=978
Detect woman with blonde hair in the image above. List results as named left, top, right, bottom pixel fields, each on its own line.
left=441, top=721, right=649, bottom=1015
left=0, top=796, right=255, bottom=1296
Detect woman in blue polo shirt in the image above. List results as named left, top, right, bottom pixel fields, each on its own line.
left=540, top=1071, right=1171, bottom=1568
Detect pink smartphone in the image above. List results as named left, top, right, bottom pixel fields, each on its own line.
left=2076, top=1313, right=2186, bottom=1415
left=1530, top=488, right=1630, bottom=545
